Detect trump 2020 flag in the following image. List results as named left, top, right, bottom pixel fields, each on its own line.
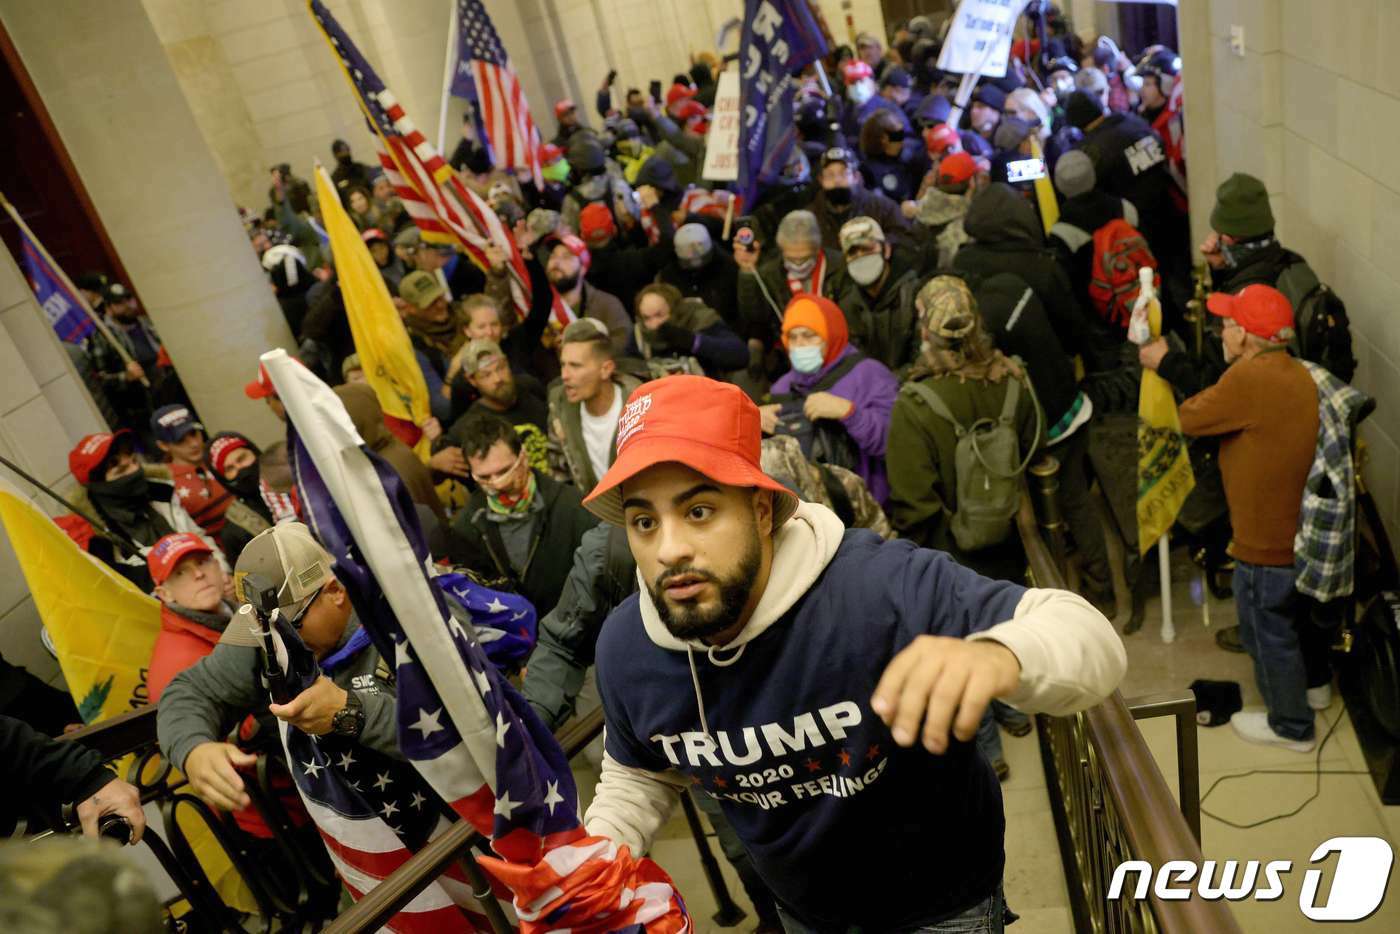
left=265, top=349, right=690, bottom=931
left=17, top=226, right=96, bottom=344
left=737, top=0, right=828, bottom=208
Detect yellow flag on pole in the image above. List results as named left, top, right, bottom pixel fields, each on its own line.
left=312, top=163, right=431, bottom=446
left=0, top=479, right=258, bottom=913
left=1028, top=135, right=1059, bottom=234
left=1135, top=270, right=1194, bottom=555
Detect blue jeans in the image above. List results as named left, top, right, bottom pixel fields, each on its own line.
left=975, top=708, right=1003, bottom=765
left=777, top=886, right=1012, bottom=933
left=1234, top=561, right=1315, bottom=740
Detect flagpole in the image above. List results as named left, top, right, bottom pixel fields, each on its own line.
left=0, top=191, right=149, bottom=388
left=436, top=0, right=460, bottom=156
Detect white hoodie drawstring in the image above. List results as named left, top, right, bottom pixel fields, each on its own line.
left=687, top=643, right=747, bottom=741
left=686, top=646, right=711, bottom=738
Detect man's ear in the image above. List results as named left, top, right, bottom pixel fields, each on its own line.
left=752, top=489, right=775, bottom=538
left=154, top=584, right=171, bottom=604
left=156, top=441, right=172, bottom=457
left=600, top=356, right=617, bottom=380
left=325, top=577, right=348, bottom=605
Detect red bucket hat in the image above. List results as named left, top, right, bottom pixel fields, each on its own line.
left=582, top=376, right=800, bottom=528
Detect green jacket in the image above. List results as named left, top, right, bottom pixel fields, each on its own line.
left=547, top=372, right=645, bottom=491
left=886, top=368, right=1043, bottom=552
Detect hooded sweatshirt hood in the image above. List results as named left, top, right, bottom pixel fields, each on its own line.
left=635, top=499, right=846, bottom=657
left=963, top=182, right=1042, bottom=247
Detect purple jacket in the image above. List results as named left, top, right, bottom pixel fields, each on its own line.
left=772, top=345, right=898, bottom=504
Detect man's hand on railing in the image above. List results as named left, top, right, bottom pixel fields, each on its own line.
left=871, top=636, right=1022, bottom=753
left=185, top=742, right=257, bottom=811
left=77, top=777, right=146, bottom=844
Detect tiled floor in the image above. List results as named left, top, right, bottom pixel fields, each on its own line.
left=1119, top=571, right=1400, bottom=933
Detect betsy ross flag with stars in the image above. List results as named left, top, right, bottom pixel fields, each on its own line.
left=307, top=0, right=575, bottom=330
left=264, top=349, right=690, bottom=931
left=450, top=0, right=544, bottom=189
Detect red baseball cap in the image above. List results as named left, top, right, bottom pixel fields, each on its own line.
left=554, top=99, right=576, bottom=118
left=541, top=143, right=564, bottom=165
left=582, top=376, right=800, bottom=528
left=923, top=122, right=960, bottom=156
left=544, top=231, right=591, bottom=272
left=937, top=152, right=978, bottom=186
left=147, top=532, right=214, bottom=585
left=842, top=60, right=874, bottom=85
left=208, top=435, right=250, bottom=477
left=1206, top=284, right=1296, bottom=343
left=245, top=357, right=306, bottom=399
left=69, top=430, right=133, bottom=486
left=579, top=202, right=617, bottom=243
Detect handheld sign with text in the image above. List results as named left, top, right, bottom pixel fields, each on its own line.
left=702, top=69, right=742, bottom=182
left=937, top=0, right=1028, bottom=79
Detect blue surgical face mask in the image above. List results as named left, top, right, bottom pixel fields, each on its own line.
left=789, top=344, right=825, bottom=374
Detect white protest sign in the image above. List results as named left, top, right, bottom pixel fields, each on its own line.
left=701, top=69, right=742, bottom=182
left=936, top=0, right=1027, bottom=78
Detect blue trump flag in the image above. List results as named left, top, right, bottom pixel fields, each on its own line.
left=737, top=0, right=828, bottom=207
left=18, top=229, right=95, bottom=344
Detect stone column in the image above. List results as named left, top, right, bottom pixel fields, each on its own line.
left=1, top=0, right=294, bottom=445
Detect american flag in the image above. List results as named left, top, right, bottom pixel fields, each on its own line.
left=451, top=0, right=544, bottom=189
left=268, top=351, right=690, bottom=932
left=307, top=0, right=575, bottom=330
left=251, top=570, right=494, bottom=932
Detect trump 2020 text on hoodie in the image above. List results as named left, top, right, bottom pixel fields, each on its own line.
left=584, top=501, right=1126, bottom=930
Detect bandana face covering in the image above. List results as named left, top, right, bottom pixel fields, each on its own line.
left=484, top=452, right=536, bottom=514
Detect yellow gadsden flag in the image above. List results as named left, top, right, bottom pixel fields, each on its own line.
left=312, top=163, right=431, bottom=452
left=0, top=479, right=257, bottom=914
left=1135, top=270, right=1195, bottom=555
left=1027, top=135, right=1059, bottom=234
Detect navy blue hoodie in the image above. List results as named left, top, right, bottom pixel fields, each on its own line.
left=594, top=507, right=1029, bottom=929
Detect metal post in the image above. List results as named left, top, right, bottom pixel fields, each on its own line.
left=1158, top=534, right=1175, bottom=643
left=1126, top=691, right=1202, bottom=845
left=678, top=791, right=746, bottom=926
left=1028, top=455, right=1069, bottom=579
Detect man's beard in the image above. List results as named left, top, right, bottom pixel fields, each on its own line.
left=649, top=523, right=762, bottom=642
left=483, top=381, right=518, bottom=407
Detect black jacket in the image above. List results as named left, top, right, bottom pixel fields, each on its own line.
left=809, top=187, right=918, bottom=254
left=1, top=715, right=113, bottom=836
left=587, top=240, right=672, bottom=312
left=657, top=251, right=742, bottom=332
left=954, top=184, right=1095, bottom=360
left=446, top=473, right=600, bottom=616
left=828, top=247, right=924, bottom=374
left=520, top=523, right=635, bottom=728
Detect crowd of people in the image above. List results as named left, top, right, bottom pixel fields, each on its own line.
left=9, top=8, right=1366, bottom=933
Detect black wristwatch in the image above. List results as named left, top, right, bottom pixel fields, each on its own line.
left=331, top=689, right=366, bottom=738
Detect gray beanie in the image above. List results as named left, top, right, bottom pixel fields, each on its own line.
left=1054, top=150, right=1096, bottom=199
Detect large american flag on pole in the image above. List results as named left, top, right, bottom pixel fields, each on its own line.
left=451, top=0, right=544, bottom=189
left=245, top=561, right=493, bottom=931
left=307, top=0, right=575, bottom=329
left=266, top=350, right=690, bottom=932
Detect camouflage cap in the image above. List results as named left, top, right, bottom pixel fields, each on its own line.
left=915, top=275, right=978, bottom=338
left=398, top=270, right=446, bottom=310
left=460, top=338, right=506, bottom=377
left=838, top=215, right=885, bottom=255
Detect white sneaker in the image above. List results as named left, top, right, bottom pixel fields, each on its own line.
left=1307, top=684, right=1333, bottom=711
left=1230, top=710, right=1316, bottom=753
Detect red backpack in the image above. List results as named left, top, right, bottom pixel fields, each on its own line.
left=1087, top=218, right=1158, bottom=328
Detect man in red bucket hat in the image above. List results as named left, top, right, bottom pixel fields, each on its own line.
left=579, top=375, right=1125, bottom=931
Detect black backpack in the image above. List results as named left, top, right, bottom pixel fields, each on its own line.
left=770, top=353, right=866, bottom=472
left=1275, top=261, right=1357, bottom=383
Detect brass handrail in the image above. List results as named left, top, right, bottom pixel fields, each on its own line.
left=1018, top=481, right=1239, bottom=932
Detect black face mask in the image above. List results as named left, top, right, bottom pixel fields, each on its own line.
left=227, top=462, right=261, bottom=499
left=552, top=272, right=581, bottom=292
left=627, top=106, right=650, bottom=125
left=89, top=470, right=149, bottom=512
left=336, top=153, right=352, bottom=166
left=825, top=186, right=853, bottom=207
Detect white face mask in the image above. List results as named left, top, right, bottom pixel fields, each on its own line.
left=847, top=252, right=885, bottom=286
left=847, top=80, right=876, bottom=107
